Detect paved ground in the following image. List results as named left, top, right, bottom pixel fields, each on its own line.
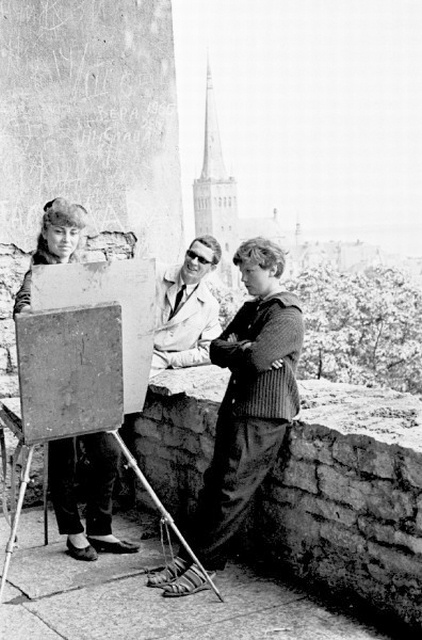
left=0, top=507, right=415, bottom=640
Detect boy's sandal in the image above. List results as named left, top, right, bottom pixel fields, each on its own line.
left=146, top=557, right=188, bottom=588
left=161, top=564, right=216, bottom=598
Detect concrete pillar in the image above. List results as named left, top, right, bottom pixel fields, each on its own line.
left=0, top=0, right=183, bottom=259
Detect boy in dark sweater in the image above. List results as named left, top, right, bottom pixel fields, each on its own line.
left=147, top=237, right=304, bottom=597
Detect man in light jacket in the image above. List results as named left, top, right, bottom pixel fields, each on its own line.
left=150, top=235, right=222, bottom=377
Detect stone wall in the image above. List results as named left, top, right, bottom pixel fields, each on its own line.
left=133, top=367, right=422, bottom=629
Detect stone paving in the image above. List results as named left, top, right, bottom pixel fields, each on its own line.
left=0, top=507, right=413, bottom=640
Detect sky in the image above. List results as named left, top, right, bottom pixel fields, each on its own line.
left=171, top=0, right=422, bottom=257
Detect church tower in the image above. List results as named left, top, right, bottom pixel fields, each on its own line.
left=193, top=60, right=238, bottom=286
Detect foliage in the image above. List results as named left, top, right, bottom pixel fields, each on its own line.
left=207, top=278, right=247, bottom=329
left=285, top=265, right=422, bottom=395
left=209, top=264, right=422, bottom=396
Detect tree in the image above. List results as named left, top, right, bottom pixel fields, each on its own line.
left=285, top=265, right=422, bottom=395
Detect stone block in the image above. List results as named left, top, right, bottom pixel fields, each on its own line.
left=0, top=286, right=13, bottom=319
left=332, top=440, right=358, bottom=467
left=400, top=451, right=422, bottom=488
left=135, top=417, right=163, bottom=441
left=165, top=398, right=205, bottom=433
left=357, top=445, right=396, bottom=479
left=366, top=481, right=414, bottom=522
left=141, top=397, right=164, bottom=422
left=393, top=530, right=422, bottom=556
left=368, top=540, right=422, bottom=580
left=282, top=459, right=318, bottom=494
left=357, top=515, right=396, bottom=545
left=1, top=318, right=16, bottom=347
left=301, top=495, right=357, bottom=527
left=415, top=495, right=422, bottom=532
left=260, top=504, right=321, bottom=552
left=289, top=430, right=333, bottom=465
left=320, top=521, right=366, bottom=553
left=366, top=561, right=392, bottom=585
left=318, top=465, right=370, bottom=510
left=0, top=346, right=8, bottom=373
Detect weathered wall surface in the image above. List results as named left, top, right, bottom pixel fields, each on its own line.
left=0, top=0, right=183, bottom=382
left=0, top=0, right=183, bottom=255
left=133, top=368, right=422, bottom=629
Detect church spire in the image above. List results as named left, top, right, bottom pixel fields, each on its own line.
left=200, top=58, right=228, bottom=180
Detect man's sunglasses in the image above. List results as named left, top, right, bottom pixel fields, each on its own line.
left=186, top=249, right=213, bottom=265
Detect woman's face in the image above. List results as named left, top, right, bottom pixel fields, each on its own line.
left=43, top=225, right=80, bottom=263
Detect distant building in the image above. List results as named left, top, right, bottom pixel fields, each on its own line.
left=193, top=63, right=410, bottom=285
left=193, top=60, right=238, bottom=286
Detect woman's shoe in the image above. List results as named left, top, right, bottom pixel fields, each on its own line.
left=87, top=537, right=140, bottom=554
left=66, top=539, right=98, bottom=561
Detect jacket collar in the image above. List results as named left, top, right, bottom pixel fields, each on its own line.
left=255, top=290, right=302, bottom=312
left=164, top=264, right=209, bottom=303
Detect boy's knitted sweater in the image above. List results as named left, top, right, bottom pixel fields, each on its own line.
left=210, top=291, right=304, bottom=420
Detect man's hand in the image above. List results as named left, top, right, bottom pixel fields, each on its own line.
left=227, top=333, right=237, bottom=343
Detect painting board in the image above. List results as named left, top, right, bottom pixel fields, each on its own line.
left=31, top=258, right=155, bottom=414
left=15, top=303, right=123, bottom=445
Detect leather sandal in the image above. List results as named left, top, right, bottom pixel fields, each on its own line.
left=161, top=564, right=215, bottom=597
left=146, top=557, right=189, bottom=588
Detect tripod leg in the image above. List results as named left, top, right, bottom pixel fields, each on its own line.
left=43, top=442, right=49, bottom=546
left=0, top=445, right=35, bottom=603
left=10, top=440, right=24, bottom=524
left=0, top=428, right=9, bottom=525
left=110, top=430, right=224, bottom=603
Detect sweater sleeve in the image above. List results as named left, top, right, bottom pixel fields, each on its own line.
left=13, top=270, right=32, bottom=318
left=210, top=303, right=304, bottom=374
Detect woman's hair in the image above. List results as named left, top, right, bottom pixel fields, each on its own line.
left=233, top=237, right=287, bottom=278
left=33, top=197, right=88, bottom=265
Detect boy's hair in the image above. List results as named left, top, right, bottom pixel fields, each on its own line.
left=233, top=237, right=286, bottom=278
left=189, top=235, right=222, bottom=265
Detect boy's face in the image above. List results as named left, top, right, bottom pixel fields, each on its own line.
left=239, top=261, right=277, bottom=298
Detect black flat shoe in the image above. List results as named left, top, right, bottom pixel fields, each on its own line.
left=66, top=539, right=98, bottom=562
left=87, top=538, right=140, bottom=554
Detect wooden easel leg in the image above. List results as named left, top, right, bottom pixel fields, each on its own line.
left=0, top=445, right=35, bottom=603
left=110, top=430, right=224, bottom=603
left=0, top=428, right=9, bottom=524
left=10, top=441, right=23, bottom=524
left=43, top=442, right=49, bottom=546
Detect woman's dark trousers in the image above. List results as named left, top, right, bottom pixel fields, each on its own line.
left=48, top=431, right=121, bottom=536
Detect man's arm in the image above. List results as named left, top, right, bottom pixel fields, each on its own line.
left=158, top=307, right=221, bottom=369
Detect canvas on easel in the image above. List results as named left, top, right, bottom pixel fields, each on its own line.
left=15, top=303, right=124, bottom=445
left=30, top=257, right=156, bottom=415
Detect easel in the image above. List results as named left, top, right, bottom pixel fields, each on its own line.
left=0, top=301, right=223, bottom=603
